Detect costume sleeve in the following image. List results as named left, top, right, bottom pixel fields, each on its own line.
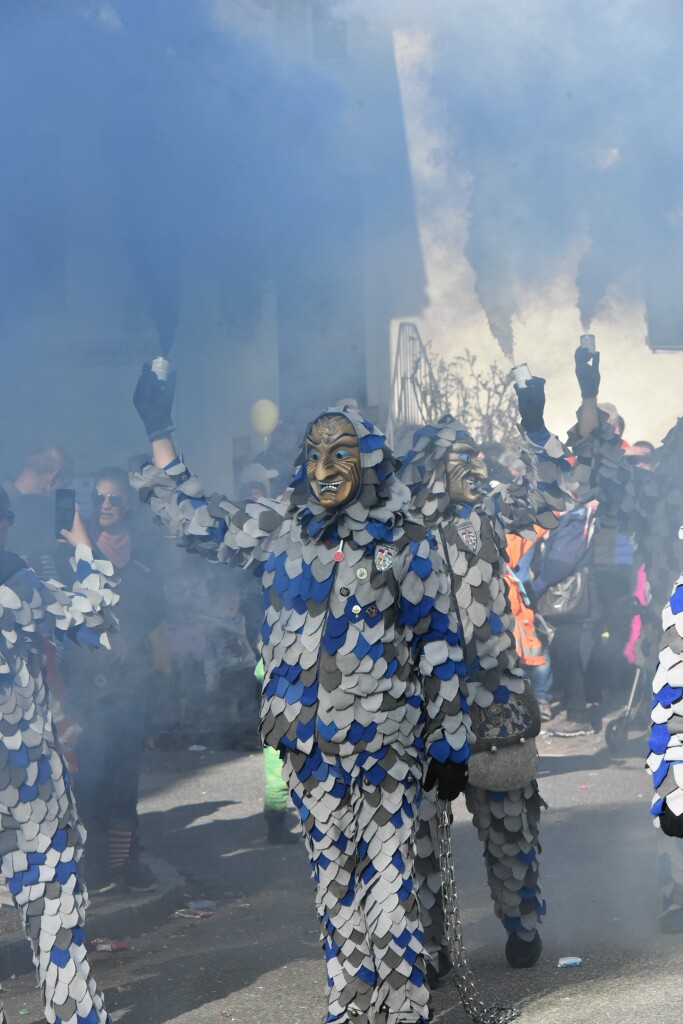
left=130, top=455, right=285, bottom=567
left=399, top=536, right=472, bottom=764
left=0, top=545, right=118, bottom=651
left=647, top=571, right=683, bottom=824
left=566, top=411, right=649, bottom=526
left=485, top=426, right=579, bottom=535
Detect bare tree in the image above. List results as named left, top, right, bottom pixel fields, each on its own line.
left=415, top=344, right=519, bottom=448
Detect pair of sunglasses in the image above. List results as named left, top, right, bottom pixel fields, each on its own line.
left=94, top=492, right=126, bottom=509
left=1, top=511, right=15, bottom=525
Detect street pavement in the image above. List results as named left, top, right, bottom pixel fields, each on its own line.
left=0, top=726, right=679, bottom=1024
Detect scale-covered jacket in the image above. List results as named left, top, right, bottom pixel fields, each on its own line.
left=647, top=569, right=683, bottom=825
left=132, top=409, right=471, bottom=770
left=569, top=414, right=683, bottom=670
left=0, top=546, right=117, bottom=854
left=400, top=417, right=577, bottom=711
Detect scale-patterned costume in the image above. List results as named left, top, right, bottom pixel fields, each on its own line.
left=132, top=408, right=471, bottom=1024
left=400, top=417, right=578, bottom=963
left=0, top=545, right=117, bottom=1024
left=647, top=570, right=683, bottom=897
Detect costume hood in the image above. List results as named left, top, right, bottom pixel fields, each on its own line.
left=287, top=406, right=414, bottom=545
left=399, top=414, right=480, bottom=529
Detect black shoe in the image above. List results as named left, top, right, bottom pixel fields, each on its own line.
left=265, top=811, right=298, bottom=846
left=426, top=950, right=452, bottom=989
left=115, top=859, right=157, bottom=892
left=505, top=930, right=542, bottom=968
left=660, top=907, right=683, bottom=933
left=88, top=874, right=118, bottom=895
left=84, top=860, right=117, bottom=895
left=549, top=717, right=595, bottom=737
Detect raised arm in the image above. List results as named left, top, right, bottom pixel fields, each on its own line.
left=574, top=347, right=601, bottom=438
left=486, top=376, right=577, bottom=534
left=566, top=347, right=645, bottom=530
left=132, top=364, right=284, bottom=566
left=0, top=519, right=118, bottom=651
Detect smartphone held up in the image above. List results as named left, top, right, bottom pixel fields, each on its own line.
left=54, top=488, right=76, bottom=539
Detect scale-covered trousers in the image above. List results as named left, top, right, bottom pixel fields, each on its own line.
left=416, top=782, right=545, bottom=959
left=0, top=743, right=110, bottom=1024
left=283, top=750, right=430, bottom=1024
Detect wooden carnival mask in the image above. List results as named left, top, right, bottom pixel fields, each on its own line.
left=446, top=440, right=488, bottom=506
left=306, top=415, right=361, bottom=508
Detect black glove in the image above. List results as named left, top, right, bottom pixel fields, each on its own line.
left=515, top=376, right=546, bottom=434
left=574, top=347, right=601, bottom=399
left=424, top=759, right=469, bottom=801
left=660, top=803, right=683, bottom=838
left=133, top=363, right=177, bottom=440
left=0, top=551, right=27, bottom=586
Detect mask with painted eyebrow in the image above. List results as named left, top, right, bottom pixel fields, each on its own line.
left=306, top=415, right=361, bottom=508
left=446, top=441, right=488, bottom=505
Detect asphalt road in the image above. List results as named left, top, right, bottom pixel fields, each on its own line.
left=1, top=727, right=680, bottom=1024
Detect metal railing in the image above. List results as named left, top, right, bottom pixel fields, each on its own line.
left=388, top=321, right=448, bottom=449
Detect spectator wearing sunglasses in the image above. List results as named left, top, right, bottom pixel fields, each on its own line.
left=64, top=467, right=164, bottom=892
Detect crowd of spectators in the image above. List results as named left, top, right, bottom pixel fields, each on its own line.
left=498, top=403, right=655, bottom=738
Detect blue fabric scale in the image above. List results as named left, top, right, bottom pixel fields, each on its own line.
left=670, top=586, right=683, bottom=615
left=652, top=684, right=683, bottom=708
left=8, top=745, right=29, bottom=768
left=489, top=612, right=505, bottom=635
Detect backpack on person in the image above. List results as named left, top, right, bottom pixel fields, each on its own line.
left=533, top=506, right=595, bottom=624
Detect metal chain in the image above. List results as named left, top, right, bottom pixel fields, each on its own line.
left=437, top=799, right=521, bottom=1024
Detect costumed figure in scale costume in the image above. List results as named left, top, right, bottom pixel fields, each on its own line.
left=131, top=365, right=472, bottom=1024
left=400, top=377, right=582, bottom=978
left=571, top=347, right=683, bottom=931
left=647, top=559, right=683, bottom=926
left=0, top=487, right=117, bottom=1024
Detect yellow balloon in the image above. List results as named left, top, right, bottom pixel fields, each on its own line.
left=251, top=398, right=280, bottom=437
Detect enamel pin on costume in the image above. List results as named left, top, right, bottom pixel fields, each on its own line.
left=456, top=521, right=478, bottom=553
left=374, top=542, right=397, bottom=571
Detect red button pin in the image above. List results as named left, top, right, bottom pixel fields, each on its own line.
left=333, top=543, right=344, bottom=562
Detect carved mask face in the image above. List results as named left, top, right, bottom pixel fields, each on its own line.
left=306, top=415, right=361, bottom=508
left=446, top=442, right=488, bottom=505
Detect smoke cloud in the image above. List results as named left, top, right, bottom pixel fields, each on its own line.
left=345, top=0, right=683, bottom=354
left=2, top=0, right=682, bottom=477
left=0, top=0, right=426, bottom=481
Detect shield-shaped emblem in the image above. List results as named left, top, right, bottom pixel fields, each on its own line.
left=374, top=543, right=397, bottom=572
left=456, top=522, right=478, bottom=552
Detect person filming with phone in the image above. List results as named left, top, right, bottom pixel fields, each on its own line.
left=64, top=466, right=163, bottom=892
left=0, top=484, right=118, bottom=1024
